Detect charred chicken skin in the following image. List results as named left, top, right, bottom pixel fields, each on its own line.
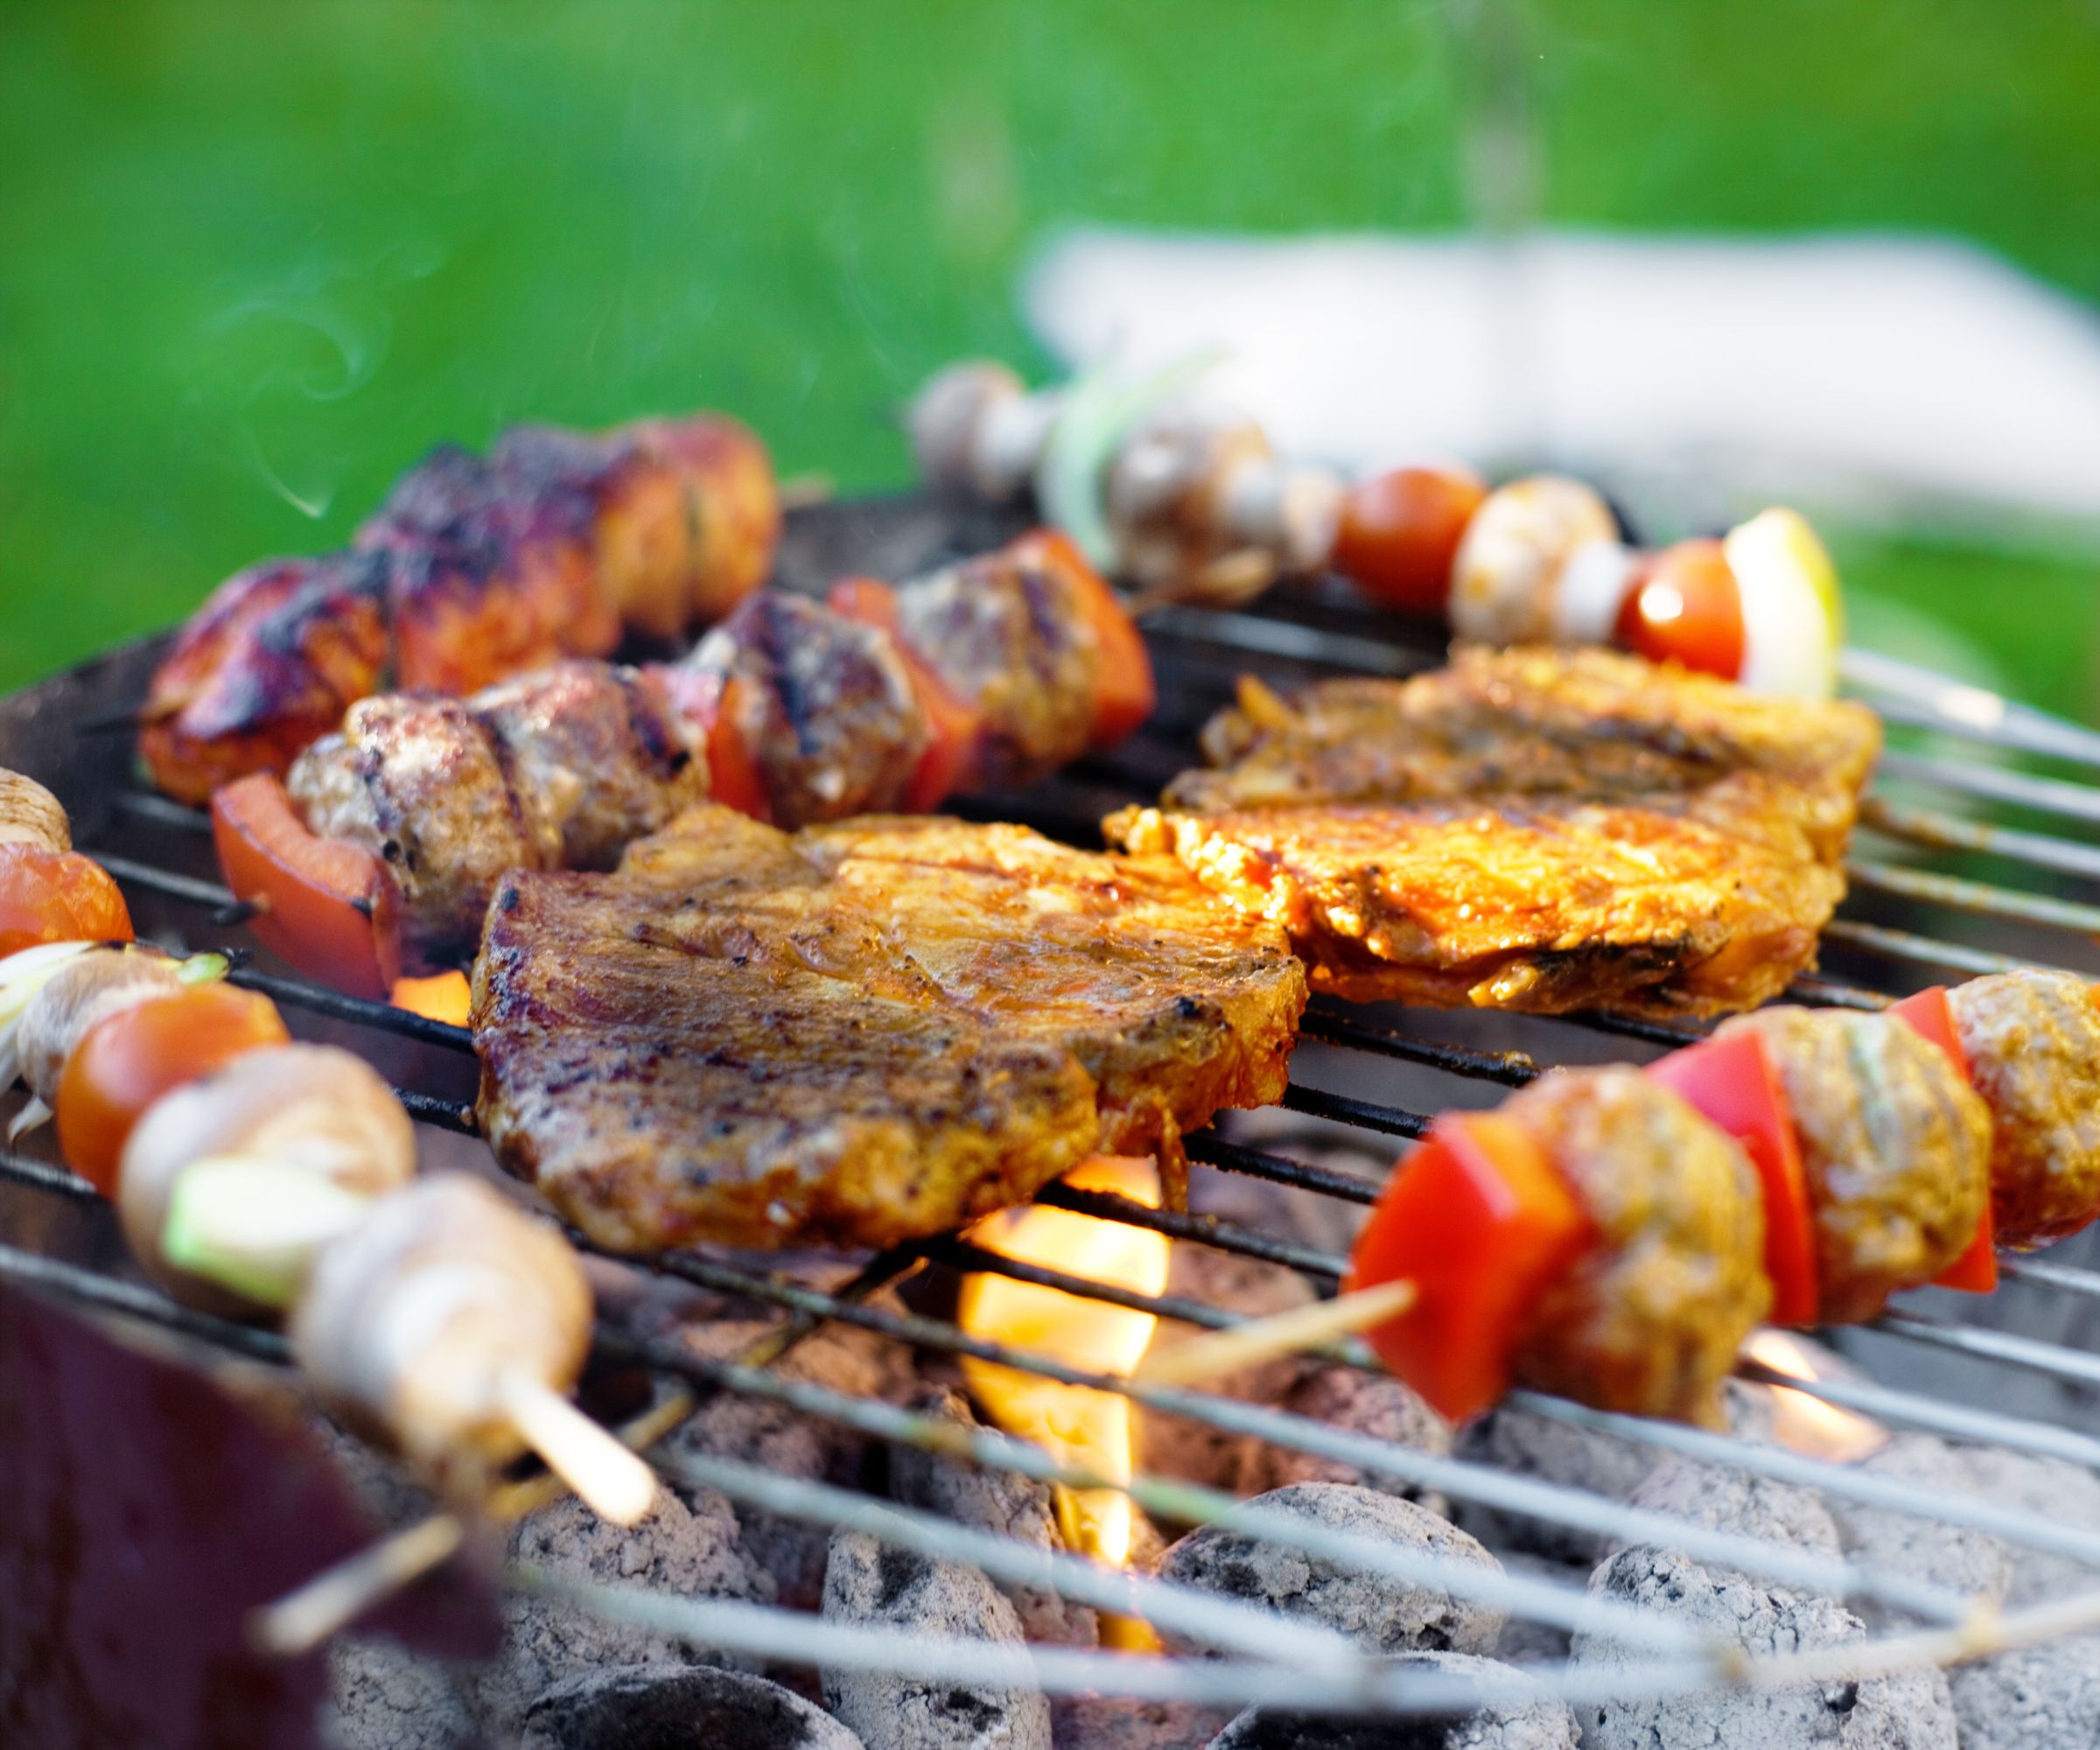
left=472, top=805, right=1305, bottom=1253
left=141, top=412, right=778, bottom=804
left=1109, top=646, right=1880, bottom=1018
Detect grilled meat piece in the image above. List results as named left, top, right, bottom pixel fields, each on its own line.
left=1110, top=647, right=1880, bottom=1018
left=472, top=806, right=1306, bottom=1251
left=290, top=661, right=710, bottom=967
left=1502, top=1066, right=1769, bottom=1424
left=1950, top=971, right=2100, bottom=1247
left=1717, top=1006, right=1991, bottom=1322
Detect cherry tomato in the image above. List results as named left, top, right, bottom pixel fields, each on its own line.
left=57, top=984, right=290, bottom=1196
left=1646, top=1030, right=1822, bottom=1326
left=1614, top=539, right=1746, bottom=679
left=1331, top=466, right=1489, bottom=616
left=1886, top=987, right=1998, bottom=1293
left=1011, top=529, right=1156, bottom=746
left=1344, top=1112, right=1592, bottom=1423
left=829, top=577, right=985, bottom=809
left=0, top=844, right=133, bottom=957
left=212, top=774, right=402, bottom=1000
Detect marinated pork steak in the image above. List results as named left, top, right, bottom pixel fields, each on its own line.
left=472, top=805, right=1306, bottom=1251
left=1108, top=646, right=1880, bottom=1018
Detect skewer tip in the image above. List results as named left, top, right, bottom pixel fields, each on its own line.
left=498, top=1371, right=658, bottom=1529
left=1133, top=1277, right=1418, bottom=1390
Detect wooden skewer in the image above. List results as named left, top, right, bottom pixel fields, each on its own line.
left=496, top=1371, right=657, bottom=1529
left=1132, top=1278, right=1418, bottom=1390
left=249, top=1514, right=466, bottom=1657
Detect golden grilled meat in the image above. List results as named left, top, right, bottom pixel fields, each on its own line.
left=472, top=807, right=1306, bottom=1252
left=1108, top=646, right=1880, bottom=1018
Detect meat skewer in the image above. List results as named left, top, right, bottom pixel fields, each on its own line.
left=209, top=528, right=1156, bottom=993
left=139, top=411, right=779, bottom=804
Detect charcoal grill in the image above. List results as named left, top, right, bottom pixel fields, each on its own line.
left=11, top=491, right=2100, bottom=1737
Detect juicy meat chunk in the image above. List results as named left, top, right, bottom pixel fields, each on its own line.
left=472, top=807, right=1306, bottom=1251
left=1110, top=646, right=1880, bottom=1018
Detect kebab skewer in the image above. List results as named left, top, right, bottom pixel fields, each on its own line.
left=0, top=771, right=649, bottom=1522
left=140, top=412, right=780, bottom=805
left=209, top=528, right=1155, bottom=993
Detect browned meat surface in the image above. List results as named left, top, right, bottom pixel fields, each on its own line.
left=1950, top=970, right=2100, bottom=1246
left=1110, top=647, right=1880, bottom=1018
left=1502, top=1066, right=1768, bottom=1424
left=472, top=807, right=1306, bottom=1251
left=290, top=661, right=710, bottom=967
left=1718, top=1006, right=1991, bottom=1321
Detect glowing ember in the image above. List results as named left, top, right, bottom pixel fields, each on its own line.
left=957, top=1155, right=1169, bottom=1571
left=389, top=971, right=471, bottom=1027
left=1741, top=1329, right=1888, bottom=1463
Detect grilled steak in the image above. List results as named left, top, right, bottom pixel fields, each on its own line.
left=1108, top=646, right=1880, bottom=1018
left=472, top=807, right=1306, bottom=1251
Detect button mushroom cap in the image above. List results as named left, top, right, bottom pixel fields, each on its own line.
left=290, top=1175, right=593, bottom=1487
left=1450, top=477, right=1619, bottom=647
left=0, top=769, right=70, bottom=853
left=907, top=360, right=1028, bottom=496
left=118, top=1042, right=417, bottom=1312
left=18, top=945, right=187, bottom=1103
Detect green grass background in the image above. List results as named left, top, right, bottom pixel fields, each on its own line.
left=3, top=2, right=2097, bottom=710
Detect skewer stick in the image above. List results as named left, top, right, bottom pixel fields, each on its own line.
left=495, top=1370, right=657, bottom=1528
left=1132, top=1278, right=1418, bottom=1390
left=249, top=1514, right=466, bottom=1657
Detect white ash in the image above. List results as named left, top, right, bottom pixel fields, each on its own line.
left=1609, top=1455, right=1844, bottom=1570
left=321, top=1634, right=476, bottom=1750
left=821, top=1529, right=1052, bottom=1750
left=1050, top=1693, right=1230, bottom=1750
left=1488, top=1551, right=1590, bottom=1667
left=1156, top=1482, right=1505, bottom=1657
left=1956, top=1444, right=2100, bottom=1606
left=1236, top=1366, right=1452, bottom=1517
left=890, top=1386, right=1100, bottom=1648
left=519, top=1662, right=867, bottom=1750
left=467, top=1482, right=774, bottom=1739
left=1208, top=1650, right=1578, bottom=1749
left=1139, top=1246, right=1315, bottom=1493
left=1824, top=1433, right=2012, bottom=1625
left=1451, top=1407, right=1655, bottom=1565
left=1948, top=1635, right=2100, bottom=1750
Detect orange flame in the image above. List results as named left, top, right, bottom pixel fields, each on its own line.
left=389, top=971, right=471, bottom=1028
left=957, top=1156, right=1169, bottom=1571
left=1742, top=1329, right=1888, bottom=1463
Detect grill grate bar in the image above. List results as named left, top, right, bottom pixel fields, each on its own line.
left=1846, top=858, right=2100, bottom=937
left=230, top=966, right=475, bottom=1050
left=1864, top=795, right=2100, bottom=884
left=1182, top=1133, right=1384, bottom=1204
left=1300, top=1008, right=1542, bottom=1085
left=0, top=1236, right=290, bottom=1363
left=1877, top=749, right=2100, bottom=829
left=1878, top=1310, right=2100, bottom=1391
left=1278, top=1083, right=1432, bottom=1139
left=1822, top=918, right=2058, bottom=979
left=1, top=1146, right=97, bottom=1203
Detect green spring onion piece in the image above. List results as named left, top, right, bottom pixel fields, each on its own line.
left=160, top=1156, right=371, bottom=1307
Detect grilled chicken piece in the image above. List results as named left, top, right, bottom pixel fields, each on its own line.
left=1110, top=647, right=1880, bottom=1018
left=472, top=806, right=1306, bottom=1251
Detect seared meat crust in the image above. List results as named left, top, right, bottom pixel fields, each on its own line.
left=1950, top=970, right=2100, bottom=1246
left=472, top=807, right=1306, bottom=1251
left=1112, top=647, right=1880, bottom=1018
left=1502, top=1066, right=1769, bottom=1424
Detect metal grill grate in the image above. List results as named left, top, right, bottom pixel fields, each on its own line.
left=11, top=495, right=2100, bottom=1725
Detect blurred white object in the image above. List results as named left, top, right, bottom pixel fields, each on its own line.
left=1023, top=229, right=2100, bottom=544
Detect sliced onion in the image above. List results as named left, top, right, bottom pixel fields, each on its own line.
left=7, top=1096, right=50, bottom=1142
left=1726, top=508, right=1843, bottom=698
left=1552, top=539, right=1642, bottom=646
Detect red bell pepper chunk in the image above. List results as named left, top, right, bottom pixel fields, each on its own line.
left=1007, top=529, right=1156, bottom=747
left=1887, top=986, right=1998, bottom=1294
left=1646, top=1030, right=1822, bottom=1327
left=1344, top=1112, right=1591, bottom=1424
left=828, top=577, right=985, bottom=809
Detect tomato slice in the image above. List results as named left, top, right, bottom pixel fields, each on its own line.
left=1331, top=466, right=1489, bottom=616
left=57, top=984, right=290, bottom=1196
left=212, top=774, right=402, bottom=1000
left=1646, top=1031, right=1822, bottom=1326
left=1010, top=529, right=1156, bottom=746
left=1887, top=986, right=1998, bottom=1293
left=0, top=844, right=133, bottom=957
left=829, top=577, right=985, bottom=809
left=1614, top=539, right=1747, bottom=679
left=1344, top=1112, right=1592, bottom=1423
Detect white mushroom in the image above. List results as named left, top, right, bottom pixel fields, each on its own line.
left=17, top=944, right=190, bottom=1105
left=1449, top=476, right=1620, bottom=646
left=0, top=769, right=71, bottom=853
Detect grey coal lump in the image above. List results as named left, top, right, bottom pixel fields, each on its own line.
left=1049, top=1693, right=1230, bottom=1749
left=1949, top=1635, right=2100, bottom=1750
left=890, top=1386, right=1098, bottom=1647
left=1956, top=1445, right=2100, bottom=1606
left=1156, top=1482, right=1505, bottom=1657
left=1452, top=1404, right=1656, bottom=1564
left=1208, top=1651, right=1577, bottom=1749
left=1823, top=1433, right=2012, bottom=1625
left=519, top=1662, right=867, bottom=1750
left=1613, top=1455, right=1843, bottom=1564
left=321, top=1634, right=475, bottom=1750
left=822, top=1529, right=1052, bottom=1750
left=1236, top=1366, right=1453, bottom=1517
left=467, top=1482, right=774, bottom=1739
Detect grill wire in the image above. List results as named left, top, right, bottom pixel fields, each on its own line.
left=12, top=572, right=2100, bottom=1724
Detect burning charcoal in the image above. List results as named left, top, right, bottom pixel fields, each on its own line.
left=890, top=1386, right=1101, bottom=1647
left=1050, top=1694, right=1230, bottom=1750
left=1957, top=1446, right=2100, bottom=1606
left=821, top=1530, right=1053, bottom=1750
left=468, top=1483, right=774, bottom=1739
left=1824, top=1433, right=2012, bottom=1623
left=519, top=1662, right=867, bottom=1750
left=1452, top=1406, right=1655, bottom=1564
left=1949, top=1636, right=2100, bottom=1750
left=1139, top=1248, right=1316, bottom=1491
left=1490, top=1551, right=1590, bottom=1666
left=1236, top=1366, right=1452, bottom=1516
left=1156, top=1482, right=1505, bottom=1656
left=1209, top=1650, right=1578, bottom=1748
left=322, top=1634, right=475, bottom=1750
left=1613, top=1455, right=1843, bottom=1565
